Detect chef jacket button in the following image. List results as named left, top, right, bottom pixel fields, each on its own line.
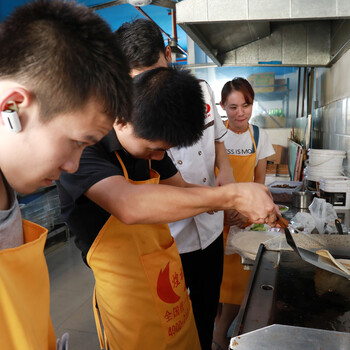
left=178, top=160, right=183, bottom=165
left=198, top=151, right=202, bottom=155
left=203, top=177, right=207, bottom=183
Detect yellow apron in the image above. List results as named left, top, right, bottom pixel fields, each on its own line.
left=87, top=153, right=200, bottom=350
left=0, top=219, right=56, bottom=350
left=219, top=124, right=256, bottom=304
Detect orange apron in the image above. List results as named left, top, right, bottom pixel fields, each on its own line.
left=219, top=124, right=257, bottom=304
left=87, top=153, right=200, bottom=350
left=0, top=219, right=56, bottom=350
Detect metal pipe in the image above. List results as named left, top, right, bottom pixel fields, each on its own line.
left=296, top=68, right=301, bottom=119
left=171, top=9, right=177, bottom=42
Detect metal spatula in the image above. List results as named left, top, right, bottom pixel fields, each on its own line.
left=284, top=227, right=350, bottom=280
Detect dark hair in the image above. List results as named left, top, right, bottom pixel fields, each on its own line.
left=115, top=19, right=166, bottom=69
left=0, top=0, right=132, bottom=121
left=131, top=67, right=204, bottom=147
left=221, top=77, right=255, bottom=105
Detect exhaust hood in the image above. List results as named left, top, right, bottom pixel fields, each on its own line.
left=176, top=0, right=350, bottom=67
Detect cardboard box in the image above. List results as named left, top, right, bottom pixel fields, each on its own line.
left=275, top=78, right=287, bottom=92
left=262, top=115, right=286, bottom=128
left=277, top=164, right=289, bottom=175
left=266, top=163, right=277, bottom=175
left=248, top=72, right=275, bottom=93
left=267, top=145, right=283, bottom=164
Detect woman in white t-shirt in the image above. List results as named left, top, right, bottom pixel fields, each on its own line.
left=212, top=77, right=275, bottom=350
left=221, top=78, right=275, bottom=183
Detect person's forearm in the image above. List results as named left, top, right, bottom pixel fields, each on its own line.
left=107, top=183, right=230, bottom=224
left=112, top=183, right=274, bottom=225
left=215, top=141, right=232, bottom=173
left=254, top=159, right=267, bottom=184
left=86, top=176, right=277, bottom=226
left=215, top=141, right=235, bottom=185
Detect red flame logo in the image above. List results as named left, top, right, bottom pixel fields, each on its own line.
left=157, top=262, right=180, bottom=304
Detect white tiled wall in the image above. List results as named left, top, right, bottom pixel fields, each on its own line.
left=313, top=49, right=350, bottom=166
left=313, top=97, right=350, bottom=153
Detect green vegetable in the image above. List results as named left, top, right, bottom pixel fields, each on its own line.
left=250, top=224, right=266, bottom=231
left=278, top=205, right=289, bottom=212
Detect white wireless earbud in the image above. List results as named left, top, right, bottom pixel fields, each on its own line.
left=1, top=101, right=21, bottom=133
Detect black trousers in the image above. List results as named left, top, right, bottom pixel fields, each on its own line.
left=180, top=233, right=224, bottom=350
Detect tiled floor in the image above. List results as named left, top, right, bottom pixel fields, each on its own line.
left=46, top=238, right=101, bottom=350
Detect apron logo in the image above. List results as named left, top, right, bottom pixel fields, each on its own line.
left=206, top=104, right=211, bottom=114
left=157, top=262, right=180, bottom=303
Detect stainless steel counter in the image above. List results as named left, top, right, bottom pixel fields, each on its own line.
left=230, top=324, right=350, bottom=350
left=230, top=205, right=350, bottom=349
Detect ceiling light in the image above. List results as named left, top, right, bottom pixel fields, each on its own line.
left=168, top=38, right=187, bottom=59
left=127, top=0, right=152, bottom=6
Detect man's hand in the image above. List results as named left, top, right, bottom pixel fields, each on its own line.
left=222, top=182, right=277, bottom=226
left=224, top=209, right=247, bottom=228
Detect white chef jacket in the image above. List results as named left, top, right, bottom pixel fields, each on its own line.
left=167, top=80, right=227, bottom=254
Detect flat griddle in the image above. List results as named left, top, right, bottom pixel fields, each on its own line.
left=231, top=245, right=350, bottom=348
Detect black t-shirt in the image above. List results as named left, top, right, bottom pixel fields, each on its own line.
left=57, top=129, right=178, bottom=261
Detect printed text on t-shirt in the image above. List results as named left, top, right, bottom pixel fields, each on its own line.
left=226, top=148, right=253, bottom=155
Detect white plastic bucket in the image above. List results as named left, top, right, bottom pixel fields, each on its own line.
left=319, top=176, right=350, bottom=209
left=306, top=149, right=346, bottom=182
left=307, top=155, right=344, bottom=168
left=307, top=149, right=346, bottom=168
left=319, top=176, right=350, bottom=183
left=305, top=168, right=344, bottom=182
left=306, top=168, right=344, bottom=176
left=308, top=149, right=346, bottom=156
left=307, top=167, right=344, bottom=174
left=319, top=176, right=350, bottom=191
left=346, top=149, right=350, bottom=175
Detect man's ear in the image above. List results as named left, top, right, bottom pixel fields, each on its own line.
left=219, top=101, right=225, bottom=111
left=0, top=88, right=31, bottom=132
left=0, top=88, right=31, bottom=112
left=113, top=119, right=127, bottom=131
left=165, top=45, right=172, bottom=64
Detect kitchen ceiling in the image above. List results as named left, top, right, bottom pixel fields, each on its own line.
left=89, top=0, right=176, bottom=10
left=176, top=0, right=350, bottom=67
left=3, top=0, right=350, bottom=67
left=0, top=0, right=188, bottom=56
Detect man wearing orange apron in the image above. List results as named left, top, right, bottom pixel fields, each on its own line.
left=0, top=216, right=56, bottom=349
left=0, top=1, right=132, bottom=348
left=115, top=21, right=234, bottom=349
left=57, top=68, right=206, bottom=350
left=57, top=68, right=279, bottom=350
left=59, top=133, right=202, bottom=349
left=89, top=152, right=200, bottom=350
